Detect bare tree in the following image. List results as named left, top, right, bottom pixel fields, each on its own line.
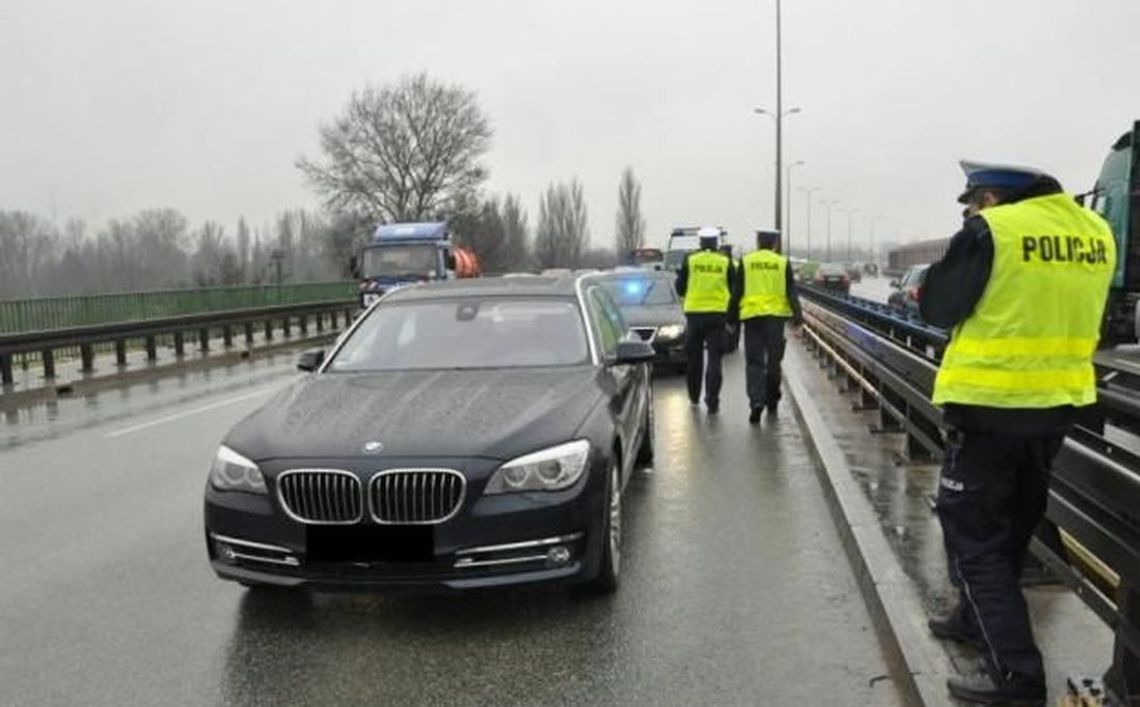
left=535, top=180, right=589, bottom=269
left=298, top=74, right=493, bottom=224
left=452, top=197, right=512, bottom=273
left=132, top=208, right=190, bottom=288
left=578, top=247, right=620, bottom=270
left=614, top=167, right=646, bottom=256
left=191, top=221, right=243, bottom=286
left=236, top=217, right=251, bottom=281
left=0, top=211, right=59, bottom=297
left=502, top=194, right=531, bottom=271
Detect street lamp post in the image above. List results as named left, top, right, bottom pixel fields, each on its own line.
left=784, top=160, right=804, bottom=255
left=866, top=214, right=879, bottom=267
left=774, top=0, right=783, bottom=234
left=799, top=187, right=819, bottom=260
left=822, top=199, right=838, bottom=262
left=845, top=208, right=859, bottom=262
left=753, top=107, right=801, bottom=230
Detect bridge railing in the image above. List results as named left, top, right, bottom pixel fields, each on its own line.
left=0, top=298, right=357, bottom=388
left=798, top=284, right=1140, bottom=704
left=0, top=282, right=356, bottom=335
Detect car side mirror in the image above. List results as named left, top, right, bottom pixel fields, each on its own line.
left=612, top=338, right=655, bottom=365
left=297, top=348, right=326, bottom=372
left=889, top=279, right=900, bottom=288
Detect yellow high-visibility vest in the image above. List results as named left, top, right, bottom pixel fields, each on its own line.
left=740, top=249, right=792, bottom=319
left=932, top=193, right=1116, bottom=408
left=682, top=250, right=732, bottom=313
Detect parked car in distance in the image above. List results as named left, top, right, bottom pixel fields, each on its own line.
left=204, top=275, right=655, bottom=595
left=813, top=263, right=851, bottom=295
left=887, top=264, right=930, bottom=313
left=593, top=271, right=687, bottom=370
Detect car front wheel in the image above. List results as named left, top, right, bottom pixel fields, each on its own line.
left=584, top=460, right=622, bottom=594
left=635, top=384, right=654, bottom=467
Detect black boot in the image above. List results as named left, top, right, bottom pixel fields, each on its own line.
left=749, top=407, right=762, bottom=425
left=947, top=671, right=1045, bottom=705
left=928, top=614, right=984, bottom=649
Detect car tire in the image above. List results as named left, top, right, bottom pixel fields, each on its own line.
left=635, top=384, right=654, bottom=467
left=584, top=460, right=622, bottom=594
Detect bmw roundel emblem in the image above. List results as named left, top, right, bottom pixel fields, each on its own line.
left=363, top=441, right=384, bottom=454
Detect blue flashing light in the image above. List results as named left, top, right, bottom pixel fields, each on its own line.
left=623, top=280, right=645, bottom=296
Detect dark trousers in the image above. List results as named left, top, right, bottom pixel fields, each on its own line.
left=935, top=429, right=1066, bottom=683
left=743, top=317, right=787, bottom=410
left=684, top=313, right=726, bottom=405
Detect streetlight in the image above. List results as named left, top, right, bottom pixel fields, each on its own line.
left=865, top=214, right=879, bottom=267
left=783, top=161, right=804, bottom=255
left=752, top=106, right=802, bottom=233
left=821, top=199, right=839, bottom=262
left=843, top=208, right=859, bottom=262
left=799, top=187, right=819, bottom=260
left=753, top=42, right=801, bottom=235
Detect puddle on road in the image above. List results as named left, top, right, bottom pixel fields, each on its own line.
left=1, top=352, right=302, bottom=450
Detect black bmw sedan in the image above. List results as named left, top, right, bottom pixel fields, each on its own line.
left=204, top=276, right=655, bottom=593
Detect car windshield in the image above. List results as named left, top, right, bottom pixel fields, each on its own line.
left=817, top=264, right=846, bottom=276
left=598, top=277, right=676, bottom=307
left=663, top=250, right=689, bottom=271
left=362, top=244, right=438, bottom=278
left=326, top=297, right=590, bottom=370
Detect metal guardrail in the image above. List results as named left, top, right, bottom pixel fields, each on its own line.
left=0, top=281, right=356, bottom=335
left=0, top=299, right=356, bottom=387
left=798, top=284, right=1140, bottom=704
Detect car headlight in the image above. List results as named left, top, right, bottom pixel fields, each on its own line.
left=210, top=445, right=267, bottom=494
left=485, top=440, right=591, bottom=494
left=657, top=323, right=685, bottom=341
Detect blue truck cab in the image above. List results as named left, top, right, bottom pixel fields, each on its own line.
left=357, top=221, right=464, bottom=309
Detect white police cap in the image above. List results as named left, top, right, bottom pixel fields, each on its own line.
left=958, top=160, right=1051, bottom=203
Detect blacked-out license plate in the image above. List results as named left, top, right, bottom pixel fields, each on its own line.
left=306, top=525, right=434, bottom=562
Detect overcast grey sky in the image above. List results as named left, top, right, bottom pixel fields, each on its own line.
left=3, top=0, right=1139, bottom=252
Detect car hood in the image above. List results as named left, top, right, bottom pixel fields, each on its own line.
left=225, top=367, right=604, bottom=462
left=620, top=304, right=684, bottom=328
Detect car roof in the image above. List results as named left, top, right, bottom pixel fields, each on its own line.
left=382, top=276, right=583, bottom=302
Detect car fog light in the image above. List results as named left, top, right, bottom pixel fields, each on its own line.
left=216, top=541, right=238, bottom=563
left=547, top=545, right=571, bottom=565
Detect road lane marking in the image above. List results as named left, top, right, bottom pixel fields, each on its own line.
left=104, top=386, right=279, bottom=438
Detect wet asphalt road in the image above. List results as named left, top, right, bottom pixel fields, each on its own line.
left=0, top=356, right=900, bottom=706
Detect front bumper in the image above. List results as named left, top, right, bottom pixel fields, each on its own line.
left=651, top=336, right=687, bottom=365
left=203, top=464, right=606, bottom=591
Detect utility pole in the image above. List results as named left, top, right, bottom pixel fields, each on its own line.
left=774, top=0, right=783, bottom=234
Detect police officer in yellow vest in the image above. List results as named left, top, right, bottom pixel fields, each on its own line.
left=735, top=230, right=802, bottom=424
left=921, top=161, right=1115, bottom=705
left=675, top=227, right=736, bottom=413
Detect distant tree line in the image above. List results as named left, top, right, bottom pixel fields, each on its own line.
left=1, top=74, right=647, bottom=299
left=0, top=208, right=351, bottom=298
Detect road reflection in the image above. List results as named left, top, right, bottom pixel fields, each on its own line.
left=219, top=474, right=654, bottom=707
